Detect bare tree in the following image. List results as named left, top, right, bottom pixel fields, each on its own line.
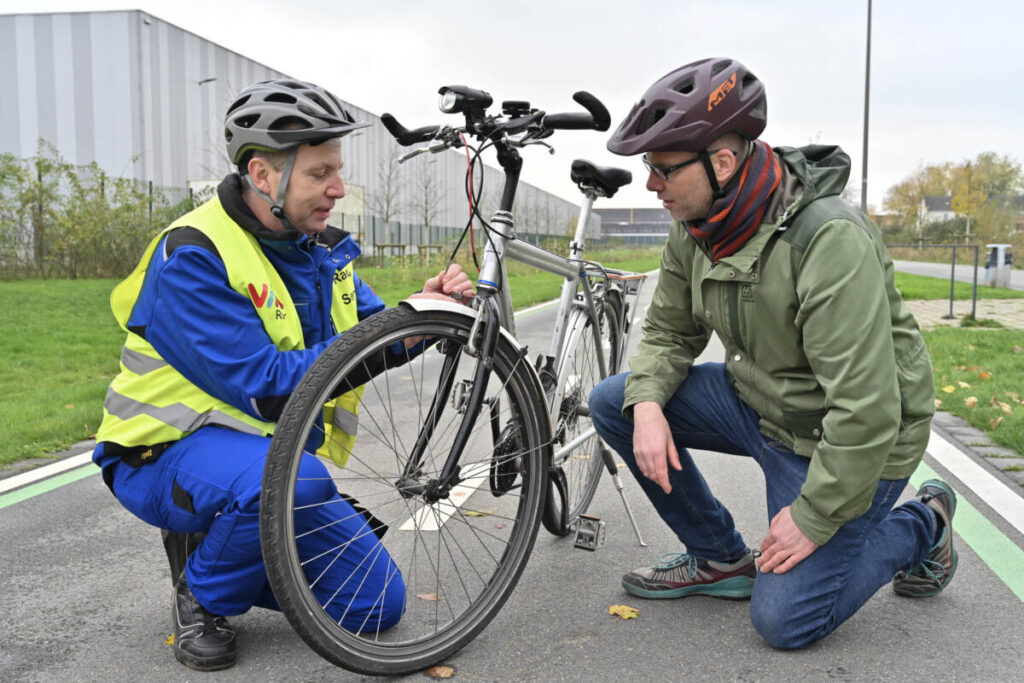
left=409, top=157, right=443, bottom=233
left=368, top=145, right=403, bottom=224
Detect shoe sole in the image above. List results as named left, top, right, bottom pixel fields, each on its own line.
left=622, top=575, right=754, bottom=600
left=893, top=548, right=959, bottom=598
left=173, top=647, right=237, bottom=671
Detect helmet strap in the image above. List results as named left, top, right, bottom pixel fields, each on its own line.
left=244, top=148, right=301, bottom=232
left=698, top=150, right=726, bottom=200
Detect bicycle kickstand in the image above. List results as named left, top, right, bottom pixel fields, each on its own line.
left=600, top=443, right=647, bottom=547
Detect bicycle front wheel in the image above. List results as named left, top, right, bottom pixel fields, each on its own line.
left=261, top=305, right=549, bottom=676
left=541, top=295, right=621, bottom=535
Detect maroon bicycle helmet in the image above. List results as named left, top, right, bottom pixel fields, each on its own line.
left=607, top=57, right=766, bottom=156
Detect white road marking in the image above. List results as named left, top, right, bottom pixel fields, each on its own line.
left=925, top=430, right=1024, bottom=537
left=0, top=451, right=95, bottom=495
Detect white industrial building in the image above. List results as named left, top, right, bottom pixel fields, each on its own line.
left=0, top=9, right=589, bottom=252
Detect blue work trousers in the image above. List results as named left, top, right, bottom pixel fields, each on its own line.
left=99, top=425, right=404, bottom=631
left=589, top=364, right=937, bottom=649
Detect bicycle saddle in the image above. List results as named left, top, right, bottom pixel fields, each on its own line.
left=570, top=159, right=632, bottom=198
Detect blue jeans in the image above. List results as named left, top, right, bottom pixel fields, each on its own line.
left=96, top=426, right=405, bottom=631
left=589, top=364, right=937, bottom=649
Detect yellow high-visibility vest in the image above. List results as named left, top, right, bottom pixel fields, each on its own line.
left=96, top=196, right=362, bottom=467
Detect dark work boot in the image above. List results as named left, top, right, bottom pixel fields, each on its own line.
left=162, top=529, right=206, bottom=588
left=172, top=573, right=237, bottom=671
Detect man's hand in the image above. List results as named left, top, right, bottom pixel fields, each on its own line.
left=756, top=506, right=819, bottom=574
left=421, top=263, right=474, bottom=304
left=631, top=401, right=682, bottom=494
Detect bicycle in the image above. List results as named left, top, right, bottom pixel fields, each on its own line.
left=260, top=85, right=648, bottom=676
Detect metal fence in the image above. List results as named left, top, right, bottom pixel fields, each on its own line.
left=887, top=243, right=979, bottom=319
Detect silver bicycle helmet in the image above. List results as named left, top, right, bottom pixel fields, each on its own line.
left=225, top=80, right=370, bottom=231
left=225, top=79, right=371, bottom=164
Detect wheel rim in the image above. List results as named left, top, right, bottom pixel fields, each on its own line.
left=262, top=309, right=547, bottom=672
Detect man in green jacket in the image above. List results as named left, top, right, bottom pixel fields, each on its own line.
left=589, top=57, right=956, bottom=648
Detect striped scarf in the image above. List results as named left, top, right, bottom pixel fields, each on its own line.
left=685, top=141, right=781, bottom=261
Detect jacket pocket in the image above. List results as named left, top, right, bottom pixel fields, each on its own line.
left=780, top=408, right=828, bottom=440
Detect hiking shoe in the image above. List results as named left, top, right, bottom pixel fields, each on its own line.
left=172, top=573, right=237, bottom=671
left=622, top=550, right=757, bottom=600
left=893, top=479, right=958, bottom=598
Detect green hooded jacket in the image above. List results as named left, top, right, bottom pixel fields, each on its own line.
left=624, top=145, right=935, bottom=545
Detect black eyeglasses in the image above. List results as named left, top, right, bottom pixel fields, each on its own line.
left=642, top=149, right=731, bottom=181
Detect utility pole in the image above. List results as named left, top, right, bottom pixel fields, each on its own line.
left=860, top=0, right=872, bottom=214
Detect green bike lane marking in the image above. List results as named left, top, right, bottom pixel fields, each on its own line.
left=912, top=460, right=1024, bottom=603
left=0, top=463, right=99, bottom=511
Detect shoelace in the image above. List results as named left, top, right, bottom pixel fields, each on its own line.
left=654, top=552, right=699, bottom=578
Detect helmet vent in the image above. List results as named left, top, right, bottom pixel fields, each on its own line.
left=711, top=60, right=731, bottom=77
left=673, top=77, right=695, bottom=95
left=641, top=107, right=667, bottom=133
left=305, top=92, right=334, bottom=115
left=742, top=73, right=759, bottom=89
left=265, top=92, right=297, bottom=104
left=226, top=95, right=250, bottom=115
left=234, top=114, right=259, bottom=129
left=269, top=115, right=312, bottom=131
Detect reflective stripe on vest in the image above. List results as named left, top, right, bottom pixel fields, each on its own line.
left=97, top=196, right=362, bottom=466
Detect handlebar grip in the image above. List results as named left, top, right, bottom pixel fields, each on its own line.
left=380, top=113, right=439, bottom=146
left=541, top=91, right=611, bottom=132
left=572, top=91, right=610, bottom=131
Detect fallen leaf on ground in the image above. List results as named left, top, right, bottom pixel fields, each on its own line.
left=990, top=396, right=1000, bottom=407
left=957, top=381, right=971, bottom=389
left=165, top=634, right=175, bottom=646
left=941, top=385, right=956, bottom=394
left=999, top=402, right=1013, bottom=415
left=417, top=593, right=440, bottom=601
left=427, top=665, right=455, bottom=679
left=934, top=399, right=943, bottom=408
left=608, top=604, right=639, bottom=619
left=465, top=509, right=492, bottom=517
left=980, top=371, right=992, bottom=380
left=1013, top=345, right=1022, bottom=353
left=65, top=403, right=74, bottom=410
left=965, top=397, right=978, bottom=409
left=990, top=417, right=1004, bottom=430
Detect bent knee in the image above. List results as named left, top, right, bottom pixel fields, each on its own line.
left=588, top=373, right=628, bottom=425
left=750, top=598, right=826, bottom=650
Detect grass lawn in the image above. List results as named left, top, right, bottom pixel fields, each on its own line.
left=8, top=258, right=1023, bottom=468
left=0, top=279, right=123, bottom=466
left=893, top=271, right=1024, bottom=301
left=923, top=328, right=1024, bottom=457
left=0, top=247, right=662, bottom=467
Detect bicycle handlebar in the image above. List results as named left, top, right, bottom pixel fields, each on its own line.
left=542, top=91, right=610, bottom=132
left=379, top=114, right=440, bottom=146
left=380, top=87, right=611, bottom=149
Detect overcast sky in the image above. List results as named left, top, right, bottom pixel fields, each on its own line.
left=6, top=0, right=1024, bottom=211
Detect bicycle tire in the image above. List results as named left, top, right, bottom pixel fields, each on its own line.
left=540, top=293, right=622, bottom=535
left=261, top=305, right=549, bottom=676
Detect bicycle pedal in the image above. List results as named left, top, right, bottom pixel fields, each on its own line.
left=572, top=514, right=605, bottom=551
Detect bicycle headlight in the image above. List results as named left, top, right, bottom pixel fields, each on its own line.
left=438, top=86, right=492, bottom=116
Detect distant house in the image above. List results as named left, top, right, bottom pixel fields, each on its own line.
left=919, top=196, right=956, bottom=224
left=920, top=194, right=1024, bottom=231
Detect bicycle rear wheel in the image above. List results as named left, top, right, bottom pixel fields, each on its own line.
left=541, top=294, right=621, bottom=535
left=261, top=305, right=549, bottom=676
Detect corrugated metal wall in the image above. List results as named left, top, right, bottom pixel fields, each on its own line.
left=0, top=10, right=589, bottom=240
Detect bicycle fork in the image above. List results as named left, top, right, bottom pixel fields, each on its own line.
left=396, top=295, right=503, bottom=503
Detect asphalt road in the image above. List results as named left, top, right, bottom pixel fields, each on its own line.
left=3, top=271, right=1024, bottom=682
left=892, top=259, right=1023, bottom=291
